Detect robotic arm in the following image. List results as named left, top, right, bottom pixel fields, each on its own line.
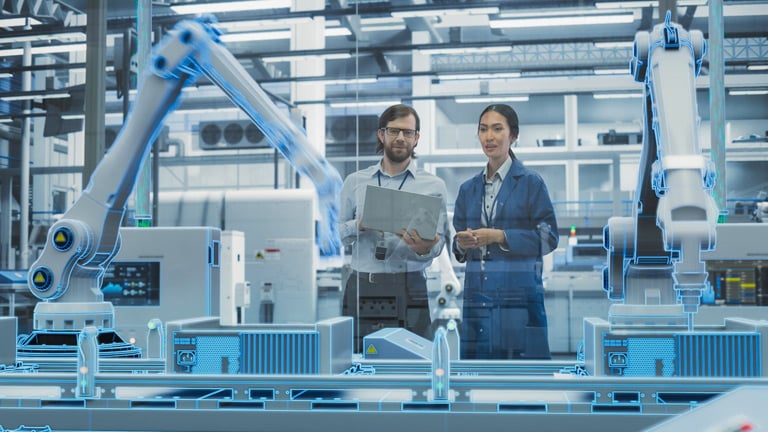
left=603, top=12, right=718, bottom=329
left=28, top=18, right=342, bottom=308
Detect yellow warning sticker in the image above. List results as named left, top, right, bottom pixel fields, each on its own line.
left=55, top=232, right=67, bottom=244
left=366, top=344, right=377, bottom=355
left=34, top=272, right=45, bottom=283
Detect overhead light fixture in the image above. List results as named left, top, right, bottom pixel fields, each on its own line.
left=0, top=43, right=86, bottom=57
left=173, top=107, right=243, bottom=115
left=594, top=41, right=634, bottom=49
left=325, top=27, right=352, bottom=37
left=593, top=92, right=643, bottom=99
left=0, top=73, right=12, bottom=78
left=0, top=17, right=42, bottom=27
left=61, top=114, right=85, bottom=120
left=721, top=4, right=768, bottom=17
left=314, top=77, right=378, bottom=85
left=594, top=68, right=629, bottom=75
left=262, top=52, right=352, bottom=63
left=217, top=17, right=313, bottom=32
left=219, top=30, right=291, bottom=43
left=491, top=12, right=634, bottom=29
left=455, top=95, right=529, bottom=104
left=362, top=24, right=407, bottom=32
left=595, top=1, right=656, bottom=8
left=728, top=89, right=768, bottom=96
left=419, top=46, right=511, bottom=55
left=329, top=100, right=400, bottom=108
left=391, top=7, right=499, bottom=19
left=171, top=0, right=291, bottom=15
left=439, top=72, right=521, bottom=80
left=0, top=31, right=86, bottom=45
left=595, top=0, right=706, bottom=8
left=0, top=117, right=13, bottom=123
left=747, top=64, right=768, bottom=71
left=1, top=91, right=70, bottom=101
left=359, top=17, right=408, bottom=32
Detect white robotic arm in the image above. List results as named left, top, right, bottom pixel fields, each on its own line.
left=603, top=12, right=718, bottom=329
left=28, top=18, right=342, bottom=309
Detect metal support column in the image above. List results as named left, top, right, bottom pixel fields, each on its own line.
left=134, top=0, right=153, bottom=226
left=709, top=0, right=727, bottom=219
left=19, top=25, right=31, bottom=269
left=0, top=175, right=12, bottom=268
left=82, top=0, right=107, bottom=188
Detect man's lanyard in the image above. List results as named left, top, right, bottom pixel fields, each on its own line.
left=377, top=170, right=410, bottom=190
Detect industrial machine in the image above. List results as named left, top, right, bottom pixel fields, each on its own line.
left=587, top=12, right=767, bottom=378
left=22, top=16, right=342, bottom=356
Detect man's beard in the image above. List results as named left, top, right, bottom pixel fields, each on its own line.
left=384, top=143, right=412, bottom=163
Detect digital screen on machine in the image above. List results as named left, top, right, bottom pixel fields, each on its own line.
left=101, top=261, right=160, bottom=306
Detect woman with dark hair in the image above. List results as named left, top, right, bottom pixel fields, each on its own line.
left=452, top=104, right=559, bottom=360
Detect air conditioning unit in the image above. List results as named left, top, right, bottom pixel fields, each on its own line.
left=198, top=120, right=268, bottom=150
left=325, top=115, right=379, bottom=157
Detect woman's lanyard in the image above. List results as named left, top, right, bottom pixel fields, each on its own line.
left=377, top=170, right=410, bottom=190
left=482, top=177, right=501, bottom=228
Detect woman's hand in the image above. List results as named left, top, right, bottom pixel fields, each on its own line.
left=456, top=228, right=505, bottom=249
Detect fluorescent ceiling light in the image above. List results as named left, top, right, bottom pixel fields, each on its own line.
left=747, top=64, right=768, bottom=71
left=361, top=24, right=407, bottom=32
left=491, top=13, right=634, bottom=29
left=455, top=95, right=529, bottom=104
left=325, top=27, right=352, bottom=37
left=0, top=43, right=86, bottom=57
left=0, top=17, right=41, bottom=27
left=594, top=41, right=634, bottom=49
left=173, top=107, right=243, bottom=115
left=391, top=7, right=499, bottom=19
left=0, top=31, right=86, bottom=44
left=329, top=100, right=400, bottom=108
left=315, top=78, right=378, bottom=85
left=419, top=46, right=511, bottom=55
left=593, top=92, right=643, bottom=99
left=1, top=91, right=70, bottom=101
left=263, top=52, right=352, bottom=63
left=594, top=68, right=629, bottom=75
left=0, top=117, right=13, bottom=123
left=61, top=114, right=85, bottom=120
left=595, top=0, right=706, bottom=8
left=217, top=17, right=312, bottom=32
left=721, top=4, right=768, bottom=17
left=728, top=89, right=768, bottom=96
left=595, top=1, right=655, bottom=8
left=0, top=73, right=12, bottom=78
left=439, top=72, right=521, bottom=80
left=171, top=0, right=291, bottom=15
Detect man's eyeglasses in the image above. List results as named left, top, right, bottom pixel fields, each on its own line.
left=381, top=127, right=418, bottom=139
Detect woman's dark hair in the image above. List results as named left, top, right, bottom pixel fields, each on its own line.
left=376, top=104, right=420, bottom=155
left=478, top=104, right=519, bottom=160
